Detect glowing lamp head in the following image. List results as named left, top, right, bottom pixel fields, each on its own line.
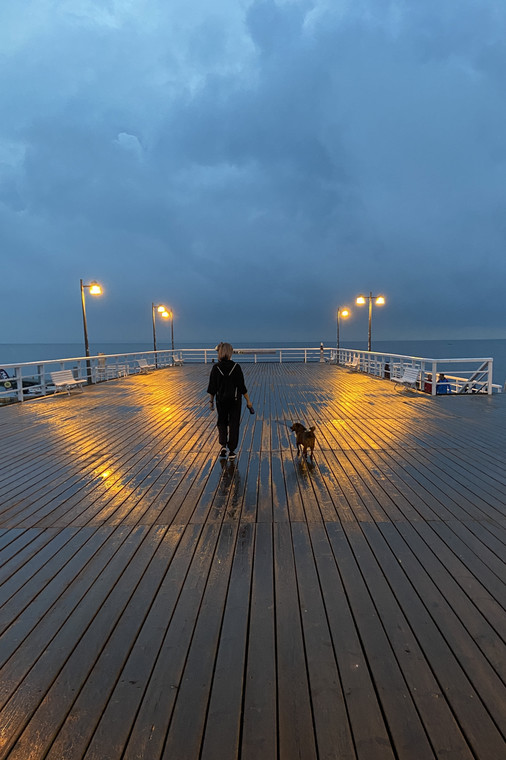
left=161, top=310, right=169, bottom=318
left=356, top=295, right=366, bottom=305
left=341, top=308, right=350, bottom=318
left=375, top=296, right=385, bottom=305
left=89, top=282, right=102, bottom=295
left=157, top=305, right=166, bottom=313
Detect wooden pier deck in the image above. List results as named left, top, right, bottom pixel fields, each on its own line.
left=1, top=363, right=506, bottom=759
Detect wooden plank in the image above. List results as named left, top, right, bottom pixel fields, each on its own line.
left=274, top=522, right=317, bottom=760
left=423, top=520, right=506, bottom=610
left=6, top=524, right=179, bottom=760
left=241, top=523, right=277, bottom=760
left=257, top=451, right=273, bottom=522
left=197, top=522, right=255, bottom=759
left=0, top=526, right=143, bottom=754
left=392, top=521, right=506, bottom=717
left=0, top=529, right=43, bottom=571
left=0, top=527, right=106, bottom=663
left=161, top=522, right=240, bottom=758
left=280, top=449, right=305, bottom=521
left=120, top=523, right=221, bottom=759
left=291, top=522, right=356, bottom=758
left=0, top=528, right=78, bottom=608
left=241, top=449, right=260, bottom=522
left=57, top=523, right=203, bottom=759
left=325, top=522, right=438, bottom=759
left=308, top=523, right=395, bottom=760
left=373, top=522, right=506, bottom=757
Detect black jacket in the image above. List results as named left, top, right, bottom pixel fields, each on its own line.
left=207, top=359, right=247, bottom=402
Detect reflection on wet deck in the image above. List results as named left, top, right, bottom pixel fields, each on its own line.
left=1, top=363, right=506, bottom=759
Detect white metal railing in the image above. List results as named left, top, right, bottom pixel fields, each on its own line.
left=0, top=347, right=327, bottom=402
left=330, top=348, right=500, bottom=395
left=0, top=346, right=500, bottom=402
left=0, top=349, right=179, bottom=402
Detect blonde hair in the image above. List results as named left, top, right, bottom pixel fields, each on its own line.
left=217, top=342, right=233, bottom=360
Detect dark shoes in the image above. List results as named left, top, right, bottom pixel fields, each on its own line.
left=219, top=448, right=237, bottom=460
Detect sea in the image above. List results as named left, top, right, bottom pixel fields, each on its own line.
left=1, top=339, right=506, bottom=385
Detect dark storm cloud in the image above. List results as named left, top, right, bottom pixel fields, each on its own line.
left=1, top=0, right=506, bottom=343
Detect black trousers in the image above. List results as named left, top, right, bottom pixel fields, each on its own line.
left=216, top=399, right=242, bottom=451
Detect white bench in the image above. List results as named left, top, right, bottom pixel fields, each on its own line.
left=172, top=353, right=184, bottom=366
left=394, top=366, right=420, bottom=390
left=114, top=364, right=129, bottom=377
left=50, top=370, right=86, bottom=394
left=104, top=364, right=129, bottom=379
left=346, top=355, right=360, bottom=372
left=136, top=359, right=155, bottom=373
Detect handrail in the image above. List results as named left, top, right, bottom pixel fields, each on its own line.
left=333, top=348, right=499, bottom=395
left=0, top=346, right=500, bottom=401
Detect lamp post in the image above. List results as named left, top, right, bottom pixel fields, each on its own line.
left=152, top=303, right=169, bottom=367
left=356, top=292, right=385, bottom=351
left=80, top=279, right=102, bottom=384
left=168, top=310, right=174, bottom=352
left=336, top=307, right=350, bottom=356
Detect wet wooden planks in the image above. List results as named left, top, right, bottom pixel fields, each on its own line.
left=0, top=363, right=506, bottom=759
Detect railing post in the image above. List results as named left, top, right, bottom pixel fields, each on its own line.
left=487, top=359, right=493, bottom=395
left=432, top=361, right=437, bottom=395
left=15, top=366, right=23, bottom=402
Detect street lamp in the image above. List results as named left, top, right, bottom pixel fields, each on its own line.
left=166, top=309, right=174, bottom=352
left=336, top=307, right=350, bottom=355
left=80, top=279, right=102, bottom=383
left=356, top=292, right=385, bottom=351
left=152, top=303, right=170, bottom=367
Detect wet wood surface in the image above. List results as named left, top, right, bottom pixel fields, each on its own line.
left=0, top=363, right=505, bottom=759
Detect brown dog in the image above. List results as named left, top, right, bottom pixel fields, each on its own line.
left=290, top=422, right=316, bottom=461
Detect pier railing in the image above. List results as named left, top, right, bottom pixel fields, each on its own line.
left=332, top=348, right=499, bottom=395
left=0, top=346, right=500, bottom=402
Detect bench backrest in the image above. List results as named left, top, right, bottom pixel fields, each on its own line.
left=402, top=367, right=419, bottom=381
left=51, top=370, right=77, bottom=384
left=137, top=359, right=148, bottom=367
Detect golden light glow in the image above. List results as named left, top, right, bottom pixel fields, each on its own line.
left=157, top=305, right=166, bottom=313
left=341, top=309, right=350, bottom=318
left=376, top=296, right=385, bottom=305
left=356, top=295, right=366, bottom=305
left=89, top=282, right=102, bottom=295
left=161, top=310, right=169, bottom=318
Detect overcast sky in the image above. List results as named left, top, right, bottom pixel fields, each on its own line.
left=1, top=0, right=505, bottom=346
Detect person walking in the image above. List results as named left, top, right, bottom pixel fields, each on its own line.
left=207, top=342, right=254, bottom=459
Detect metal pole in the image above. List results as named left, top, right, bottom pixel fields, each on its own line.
left=337, top=311, right=340, bottom=352
left=80, top=279, right=92, bottom=384
left=171, top=314, right=174, bottom=352
left=368, top=292, right=372, bottom=352
left=152, top=303, right=159, bottom=368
